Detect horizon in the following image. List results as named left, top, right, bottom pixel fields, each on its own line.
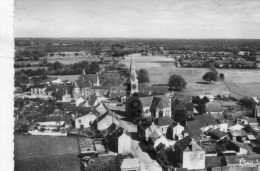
left=14, top=37, right=260, bottom=40
left=15, top=0, right=260, bottom=39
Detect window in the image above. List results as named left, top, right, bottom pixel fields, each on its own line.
left=78, top=119, right=82, bottom=124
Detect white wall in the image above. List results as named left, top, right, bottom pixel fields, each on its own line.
left=75, top=114, right=97, bottom=129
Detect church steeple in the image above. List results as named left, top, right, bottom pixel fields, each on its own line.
left=129, top=57, right=138, bottom=94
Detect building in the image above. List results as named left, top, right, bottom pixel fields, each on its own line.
left=205, top=101, right=222, bottom=114
left=125, top=58, right=171, bottom=122
left=75, top=110, right=98, bottom=129
left=31, top=84, right=47, bottom=96
left=166, top=122, right=185, bottom=140
left=174, top=136, right=205, bottom=170
left=73, top=69, right=100, bottom=98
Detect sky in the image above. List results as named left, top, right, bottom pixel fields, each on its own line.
left=15, top=0, right=260, bottom=38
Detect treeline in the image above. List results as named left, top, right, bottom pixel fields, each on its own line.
left=16, top=38, right=260, bottom=55
left=14, top=60, right=101, bottom=78
left=181, top=59, right=258, bottom=69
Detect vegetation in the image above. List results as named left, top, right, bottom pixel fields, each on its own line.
left=202, top=71, right=218, bottom=83
left=239, top=97, right=255, bottom=109
left=137, top=69, right=150, bottom=83
left=168, top=75, right=187, bottom=91
left=219, top=73, right=225, bottom=80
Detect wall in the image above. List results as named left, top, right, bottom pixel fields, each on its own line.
left=75, top=114, right=97, bottom=129
left=182, top=150, right=205, bottom=170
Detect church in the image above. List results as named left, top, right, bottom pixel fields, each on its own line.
left=125, top=58, right=173, bottom=123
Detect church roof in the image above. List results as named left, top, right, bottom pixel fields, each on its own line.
left=139, top=96, right=154, bottom=107
left=151, top=96, right=170, bottom=109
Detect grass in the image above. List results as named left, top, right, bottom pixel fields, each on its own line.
left=14, top=135, right=80, bottom=171
left=121, top=55, right=260, bottom=97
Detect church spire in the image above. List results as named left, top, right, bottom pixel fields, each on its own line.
left=129, top=57, right=138, bottom=94
left=129, top=57, right=137, bottom=82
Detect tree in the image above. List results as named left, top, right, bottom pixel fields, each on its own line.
left=137, top=69, right=150, bottom=83
left=202, top=71, right=218, bottom=83
left=219, top=73, right=225, bottom=80
left=53, top=61, right=63, bottom=70
left=90, top=61, right=100, bottom=74
left=168, top=74, right=187, bottom=91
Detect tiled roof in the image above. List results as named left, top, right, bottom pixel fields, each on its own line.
left=224, top=155, right=260, bottom=166
left=139, top=96, right=153, bottom=107
left=207, top=128, right=227, bottom=139
left=88, top=95, right=98, bottom=106
left=149, top=129, right=162, bottom=141
left=151, top=96, right=169, bottom=109
left=154, top=116, right=173, bottom=126
left=194, top=115, right=219, bottom=126
left=229, top=130, right=247, bottom=137
left=175, top=136, right=192, bottom=152
left=206, top=102, right=222, bottom=112
left=210, top=113, right=228, bottom=123
left=138, top=84, right=169, bottom=95
left=185, top=120, right=203, bottom=137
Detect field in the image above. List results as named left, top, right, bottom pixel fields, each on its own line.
left=16, top=56, right=98, bottom=65
left=14, top=135, right=80, bottom=171
left=122, top=55, right=260, bottom=97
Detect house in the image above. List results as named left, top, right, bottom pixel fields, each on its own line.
left=210, top=113, right=229, bottom=132
left=194, top=115, right=220, bottom=132
left=75, top=110, right=99, bottom=129
left=185, top=120, right=204, bottom=138
left=120, top=158, right=142, bottom=171
left=207, top=128, right=227, bottom=140
left=174, top=136, right=205, bottom=170
left=118, top=133, right=132, bottom=155
left=205, top=101, right=222, bottom=114
left=226, top=140, right=248, bottom=156
left=153, top=116, right=173, bottom=135
left=72, top=70, right=100, bottom=98
left=228, top=123, right=245, bottom=131
left=131, top=139, right=163, bottom=171
left=143, top=116, right=172, bottom=141
left=31, top=84, right=46, bottom=96
left=229, top=130, right=247, bottom=142
left=94, top=102, right=109, bottom=116
left=78, top=95, right=99, bottom=107
left=166, top=122, right=185, bottom=140
left=94, top=111, right=120, bottom=131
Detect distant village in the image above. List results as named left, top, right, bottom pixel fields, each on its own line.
left=14, top=56, right=260, bottom=171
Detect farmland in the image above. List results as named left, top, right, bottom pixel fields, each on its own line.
left=14, top=135, right=80, bottom=171
left=121, top=55, right=260, bottom=97
left=15, top=56, right=98, bottom=65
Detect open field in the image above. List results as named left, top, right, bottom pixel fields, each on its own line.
left=122, top=55, right=260, bottom=97
left=14, top=135, right=80, bottom=171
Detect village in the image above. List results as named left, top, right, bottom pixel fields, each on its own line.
left=14, top=55, right=260, bottom=171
